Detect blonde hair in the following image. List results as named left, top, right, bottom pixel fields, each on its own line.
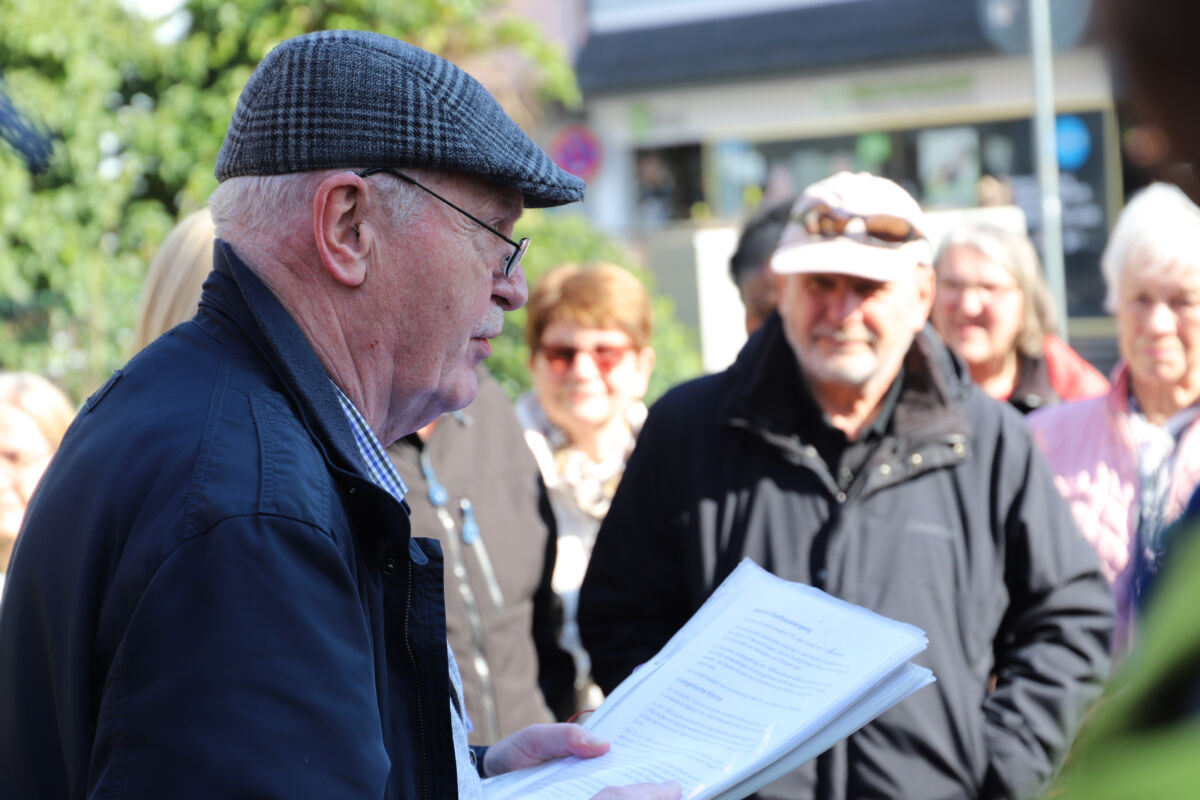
left=525, top=263, right=654, bottom=352
left=134, top=208, right=217, bottom=352
left=0, top=371, right=75, bottom=447
left=934, top=223, right=1055, bottom=358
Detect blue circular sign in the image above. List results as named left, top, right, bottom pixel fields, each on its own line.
left=1056, top=115, right=1091, bottom=171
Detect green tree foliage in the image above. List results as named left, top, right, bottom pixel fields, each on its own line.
left=0, top=0, right=166, bottom=401
left=0, top=0, right=700, bottom=405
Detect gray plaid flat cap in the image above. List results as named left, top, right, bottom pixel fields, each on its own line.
left=215, top=30, right=584, bottom=208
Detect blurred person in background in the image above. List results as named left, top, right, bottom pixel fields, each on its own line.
left=0, top=371, right=74, bottom=596
left=515, top=262, right=656, bottom=715
left=581, top=172, right=1112, bottom=800
left=932, top=223, right=1108, bottom=413
left=729, top=196, right=796, bottom=334
left=132, top=208, right=215, bottom=353
left=1045, top=2, right=1200, bottom=797
left=387, top=375, right=575, bottom=734
left=1028, top=182, right=1200, bottom=653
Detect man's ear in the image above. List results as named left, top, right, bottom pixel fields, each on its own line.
left=313, top=173, right=368, bottom=287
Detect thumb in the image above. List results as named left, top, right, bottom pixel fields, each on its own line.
left=485, top=723, right=610, bottom=776
left=520, top=722, right=610, bottom=760
left=559, top=723, right=611, bottom=759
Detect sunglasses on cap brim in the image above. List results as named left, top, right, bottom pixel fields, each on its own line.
left=794, top=205, right=922, bottom=248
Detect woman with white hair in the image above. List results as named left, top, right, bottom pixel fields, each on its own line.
left=1028, top=182, right=1200, bottom=652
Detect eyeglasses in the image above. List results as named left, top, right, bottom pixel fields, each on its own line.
left=539, top=343, right=632, bottom=374
left=937, top=278, right=1020, bottom=304
left=1122, top=293, right=1200, bottom=319
left=357, top=167, right=529, bottom=278
left=795, top=205, right=921, bottom=248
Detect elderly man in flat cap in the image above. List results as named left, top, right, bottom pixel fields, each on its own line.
left=580, top=172, right=1114, bottom=799
left=0, top=31, right=678, bottom=800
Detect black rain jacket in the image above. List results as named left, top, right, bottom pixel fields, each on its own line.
left=580, top=313, right=1114, bottom=800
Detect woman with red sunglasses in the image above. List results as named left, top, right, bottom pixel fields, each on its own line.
left=516, top=262, right=656, bottom=718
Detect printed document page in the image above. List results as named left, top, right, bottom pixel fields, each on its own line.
left=483, top=559, right=934, bottom=800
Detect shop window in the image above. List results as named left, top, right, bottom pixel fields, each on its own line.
left=634, top=145, right=704, bottom=229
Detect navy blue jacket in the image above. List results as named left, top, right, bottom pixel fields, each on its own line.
left=0, top=242, right=458, bottom=798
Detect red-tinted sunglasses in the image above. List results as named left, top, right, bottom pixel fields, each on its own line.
left=539, top=344, right=632, bottom=374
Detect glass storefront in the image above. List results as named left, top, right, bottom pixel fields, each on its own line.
left=634, top=110, right=1120, bottom=370
left=727, top=111, right=1113, bottom=318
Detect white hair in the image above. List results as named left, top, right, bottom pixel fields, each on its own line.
left=208, top=167, right=427, bottom=261
left=209, top=172, right=321, bottom=245
left=1101, top=182, right=1200, bottom=312
left=935, top=223, right=1055, bottom=354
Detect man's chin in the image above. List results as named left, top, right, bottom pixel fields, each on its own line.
left=397, top=372, right=481, bottom=442
left=442, top=372, right=481, bottom=415
left=805, top=356, right=880, bottom=388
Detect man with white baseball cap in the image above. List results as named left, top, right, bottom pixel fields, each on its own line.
left=768, top=171, right=935, bottom=438
left=581, top=172, right=1113, bottom=799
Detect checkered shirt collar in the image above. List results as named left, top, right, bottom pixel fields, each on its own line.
left=332, top=382, right=408, bottom=503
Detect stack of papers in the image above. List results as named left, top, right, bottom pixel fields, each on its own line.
left=483, top=558, right=934, bottom=800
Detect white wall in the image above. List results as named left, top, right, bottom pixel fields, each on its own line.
left=692, top=227, right=747, bottom=372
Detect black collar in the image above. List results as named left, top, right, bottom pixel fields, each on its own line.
left=726, top=313, right=969, bottom=444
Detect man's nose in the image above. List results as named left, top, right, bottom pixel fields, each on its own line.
left=495, top=262, right=529, bottom=311
left=827, top=285, right=865, bottom=322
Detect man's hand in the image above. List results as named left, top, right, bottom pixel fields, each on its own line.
left=483, top=723, right=608, bottom=776
left=483, top=723, right=681, bottom=799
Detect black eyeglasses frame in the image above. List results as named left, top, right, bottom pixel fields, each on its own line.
left=357, top=167, right=529, bottom=278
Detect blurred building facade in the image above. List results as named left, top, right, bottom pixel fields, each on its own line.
left=528, top=0, right=1116, bottom=372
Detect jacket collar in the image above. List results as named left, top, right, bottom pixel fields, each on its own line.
left=725, top=312, right=970, bottom=444
left=1105, top=361, right=1134, bottom=416
left=1009, top=353, right=1058, bottom=414
left=206, top=240, right=380, bottom=488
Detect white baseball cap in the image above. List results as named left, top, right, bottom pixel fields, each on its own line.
left=770, top=171, right=933, bottom=282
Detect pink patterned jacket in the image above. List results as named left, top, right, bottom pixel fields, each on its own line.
left=1027, top=362, right=1200, bottom=650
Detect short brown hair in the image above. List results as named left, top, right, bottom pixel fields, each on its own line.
left=525, top=263, right=653, bottom=352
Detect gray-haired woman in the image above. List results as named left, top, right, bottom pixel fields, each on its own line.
left=932, top=223, right=1108, bottom=412
left=1029, top=182, right=1200, bottom=651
